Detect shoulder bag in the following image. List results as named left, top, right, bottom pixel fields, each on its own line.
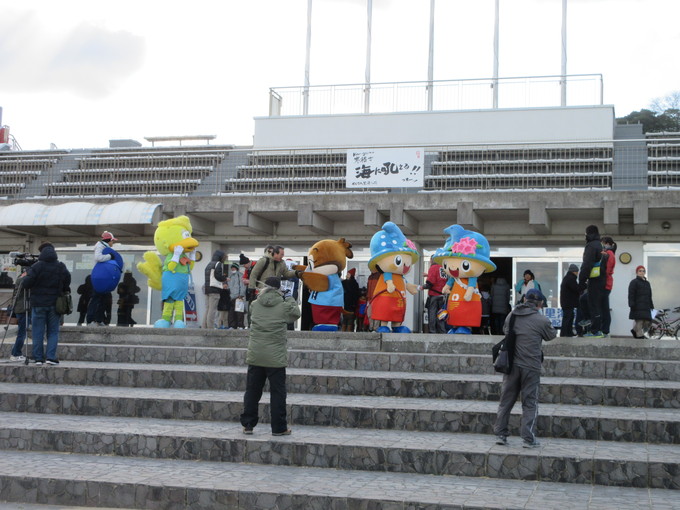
left=492, top=314, right=516, bottom=374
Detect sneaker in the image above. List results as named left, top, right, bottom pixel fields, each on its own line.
left=243, top=427, right=253, bottom=435
left=523, top=440, right=541, bottom=448
left=578, top=319, right=592, bottom=327
left=495, top=435, right=507, bottom=446
left=34, top=360, right=44, bottom=366
left=584, top=331, right=604, bottom=338
left=9, top=355, right=26, bottom=362
left=272, top=429, right=292, bottom=436
left=46, top=359, right=60, bottom=365
left=602, top=333, right=611, bottom=338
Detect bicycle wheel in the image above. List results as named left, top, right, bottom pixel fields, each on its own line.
left=674, top=324, right=680, bottom=341
left=648, top=319, right=664, bottom=339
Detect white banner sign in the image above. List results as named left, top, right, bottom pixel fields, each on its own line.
left=346, top=148, right=424, bottom=188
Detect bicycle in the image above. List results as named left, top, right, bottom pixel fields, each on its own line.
left=647, top=307, right=680, bottom=340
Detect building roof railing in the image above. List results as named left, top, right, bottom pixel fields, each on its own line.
left=269, top=74, right=604, bottom=117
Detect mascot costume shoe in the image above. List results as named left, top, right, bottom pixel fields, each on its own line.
left=433, top=224, right=496, bottom=334
left=368, top=221, right=420, bottom=333
left=296, top=238, right=353, bottom=332
left=137, top=215, right=199, bottom=328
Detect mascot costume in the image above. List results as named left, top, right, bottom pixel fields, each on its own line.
left=137, top=215, right=199, bottom=328
left=296, top=238, right=353, bottom=332
left=91, top=241, right=124, bottom=294
left=433, top=224, right=496, bottom=334
left=368, top=221, right=420, bottom=333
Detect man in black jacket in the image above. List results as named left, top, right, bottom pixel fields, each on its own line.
left=202, top=250, right=226, bottom=329
left=578, top=225, right=605, bottom=338
left=559, top=264, right=580, bottom=337
left=22, top=242, right=71, bottom=365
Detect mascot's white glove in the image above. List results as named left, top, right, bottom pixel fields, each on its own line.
left=386, top=280, right=396, bottom=294
left=187, top=250, right=196, bottom=261
left=168, top=244, right=185, bottom=272
left=171, top=245, right=184, bottom=263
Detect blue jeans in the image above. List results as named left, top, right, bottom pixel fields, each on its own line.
left=31, top=305, right=61, bottom=361
left=12, top=312, right=31, bottom=357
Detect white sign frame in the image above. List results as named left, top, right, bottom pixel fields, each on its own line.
left=346, top=148, right=424, bottom=188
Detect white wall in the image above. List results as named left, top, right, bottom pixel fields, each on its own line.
left=254, top=105, right=615, bottom=149
left=608, top=241, right=645, bottom=337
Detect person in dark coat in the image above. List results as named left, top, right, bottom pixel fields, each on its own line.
left=559, top=264, right=580, bottom=337
left=341, top=268, right=360, bottom=332
left=628, top=265, right=654, bottom=338
left=577, top=224, right=605, bottom=337
left=116, top=271, right=141, bottom=327
left=493, top=289, right=557, bottom=448
left=76, top=275, right=93, bottom=326
left=22, top=242, right=71, bottom=365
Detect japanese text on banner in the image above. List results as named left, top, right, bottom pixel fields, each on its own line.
left=346, top=148, right=424, bottom=188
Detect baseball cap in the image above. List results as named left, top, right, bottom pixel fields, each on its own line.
left=101, top=231, right=118, bottom=242
left=525, top=289, right=546, bottom=303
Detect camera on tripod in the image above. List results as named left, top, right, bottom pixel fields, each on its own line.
left=10, top=252, right=39, bottom=267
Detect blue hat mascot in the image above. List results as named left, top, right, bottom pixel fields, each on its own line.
left=368, top=221, right=421, bottom=333
left=432, top=225, right=496, bottom=334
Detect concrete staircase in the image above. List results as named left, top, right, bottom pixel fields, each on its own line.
left=0, top=328, right=678, bottom=509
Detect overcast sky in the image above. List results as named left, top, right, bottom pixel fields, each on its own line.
left=0, top=0, right=678, bottom=150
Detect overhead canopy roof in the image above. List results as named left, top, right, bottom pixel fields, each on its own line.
left=0, top=201, right=162, bottom=227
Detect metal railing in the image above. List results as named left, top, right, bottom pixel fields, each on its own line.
left=269, top=74, right=604, bottom=117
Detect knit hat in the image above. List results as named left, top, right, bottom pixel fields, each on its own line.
left=432, top=225, right=496, bottom=272
left=635, top=265, right=646, bottom=273
left=230, top=262, right=240, bottom=270
left=525, top=288, right=545, bottom=304
left=264, top=276, right=281, bottom=289
left=568, top=264, right=579, bottom=273
left=348, top=268, right=356, bottom=277
left=239, top=253, right=250, bottom=265
left=101, top=231, right=117, bottom=242
left=368, top=222, right=419, bottom=272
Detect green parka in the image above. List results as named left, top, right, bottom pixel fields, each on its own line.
left=246, top=287, right=301, bottom=367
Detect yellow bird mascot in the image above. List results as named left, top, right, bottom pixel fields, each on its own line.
left=137, top=215, right=199, bottom=328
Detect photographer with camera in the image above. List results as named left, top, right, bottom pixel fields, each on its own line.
left=22, top=242, right=71, bottom=365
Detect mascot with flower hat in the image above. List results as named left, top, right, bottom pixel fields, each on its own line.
left=368, top=221, right=420, bottom=333
left=433, top=224, right=496, bottom=334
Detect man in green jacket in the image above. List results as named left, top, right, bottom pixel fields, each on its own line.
left=240, top=276, right=301, bottom=436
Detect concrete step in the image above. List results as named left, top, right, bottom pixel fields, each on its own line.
left=1, top=412, right=678, bottom=489
left=42, top=326, right=680, bottom=360
left=0, top=450, right=676, bottom=509
left=1, top=360, right=678, bottom=408
left=8, top=342, right=679, bottom=381
left=2, top=383, right=678, bottom=444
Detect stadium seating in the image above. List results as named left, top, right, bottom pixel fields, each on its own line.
left=45, top=150, right=224, bottom=197
left=647, top=132, right=680, bottom=189
left=0, top=154, right=60, bottom=199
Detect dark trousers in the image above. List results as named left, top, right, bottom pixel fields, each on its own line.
left=86, top=291, right=110, bottom=324
left=560, top=307, right=575, bottom=337
left=494, top=365, right=541, bottom=443
left=587, top=281, right=605, bottom=333
left=427, top=295, right=447, bottom=333
left=240, top=365, right=288, bottom=433
left=601, top=289, right=611, bottom=335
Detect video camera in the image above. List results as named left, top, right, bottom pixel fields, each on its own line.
left=10, top=252, right=39, bottom=267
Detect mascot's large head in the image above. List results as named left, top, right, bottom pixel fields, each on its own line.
left=307, top=238, right=353, bottom=276
left=154, top=215, right=199, bottom=255
left=432, top=224, right=496, bottom=280
left=368, top=221, right=419, bottom=275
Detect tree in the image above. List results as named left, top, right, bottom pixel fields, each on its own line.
left=617, top=91, right=680, bottom=133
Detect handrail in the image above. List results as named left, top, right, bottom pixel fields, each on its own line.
left=269, top=74, right=604, bottom=117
